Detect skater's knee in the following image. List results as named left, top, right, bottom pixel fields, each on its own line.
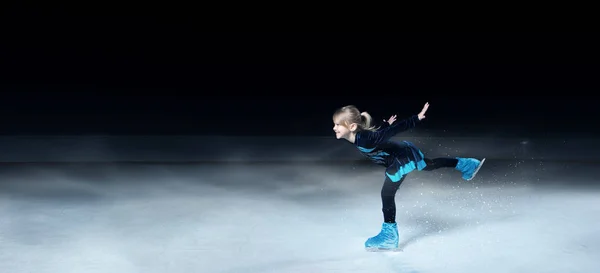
left=381, top=192, right=396, bottom=199
left=381, top=185, right=400, bottom=197
left=380, top=195, right=396, bottom=205
left=422, top=158, right=435, bottom=171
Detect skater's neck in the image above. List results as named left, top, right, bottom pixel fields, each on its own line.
left=345, top=132, right=357, bottom=144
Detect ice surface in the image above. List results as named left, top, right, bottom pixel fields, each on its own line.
left=0, top=160, right=598, bottom=273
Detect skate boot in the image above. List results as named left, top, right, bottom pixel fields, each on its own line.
left=365, top=222, right=399, bottom=251
left=456, top=157, right=486, bottom=181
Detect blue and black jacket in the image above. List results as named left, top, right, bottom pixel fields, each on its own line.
left=354, top=115, right=427, bottom=182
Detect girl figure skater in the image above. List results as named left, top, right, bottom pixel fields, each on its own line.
left=332, top=102, right=485, bottom=251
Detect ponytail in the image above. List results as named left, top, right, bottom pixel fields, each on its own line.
left=360, top=112, right=379, bottom=131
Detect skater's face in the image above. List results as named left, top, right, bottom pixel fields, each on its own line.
left=333, top=116, right=357, bottom=140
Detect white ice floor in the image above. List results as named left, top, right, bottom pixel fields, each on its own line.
left=1, top=160, right=599, bottom=273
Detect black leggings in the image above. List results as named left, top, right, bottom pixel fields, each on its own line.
left=381, top=157, right=458, bottom=223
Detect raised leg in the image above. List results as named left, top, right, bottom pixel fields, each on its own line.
left=422, top=157, right=458, bottom=171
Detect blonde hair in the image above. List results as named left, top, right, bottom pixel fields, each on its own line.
left=333, top=105, right=379, bottom=132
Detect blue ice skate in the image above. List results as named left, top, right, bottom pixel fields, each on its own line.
left=365, top=222, right=400, bottom=252
left=456, top=157, right=486, bottom=181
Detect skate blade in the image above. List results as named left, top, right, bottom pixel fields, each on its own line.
left=466, top=158, right=486, bottom=181
left=366, top=247, right=403, bottom=252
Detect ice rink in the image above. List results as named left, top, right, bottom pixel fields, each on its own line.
left=1, top=159, right=599, bottom=273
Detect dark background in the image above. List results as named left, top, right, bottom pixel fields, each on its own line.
left=1, top=17, right=598, bottom=138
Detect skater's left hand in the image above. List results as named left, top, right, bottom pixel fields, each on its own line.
left=384, top=115, right=397, bottom=125
left=417, top=102, right=429, bottom=120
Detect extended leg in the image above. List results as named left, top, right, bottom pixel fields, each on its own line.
left=424, top=157, right=485, bottom=181
left=423, top=157, right=458, bottom=171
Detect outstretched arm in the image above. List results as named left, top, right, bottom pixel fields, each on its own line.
left=363, top=115, right=420, bottom=144
left=361, top=102, right=429, bottom=146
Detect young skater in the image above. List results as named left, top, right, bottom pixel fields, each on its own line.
left=332, top=102, right=485, bottom=251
